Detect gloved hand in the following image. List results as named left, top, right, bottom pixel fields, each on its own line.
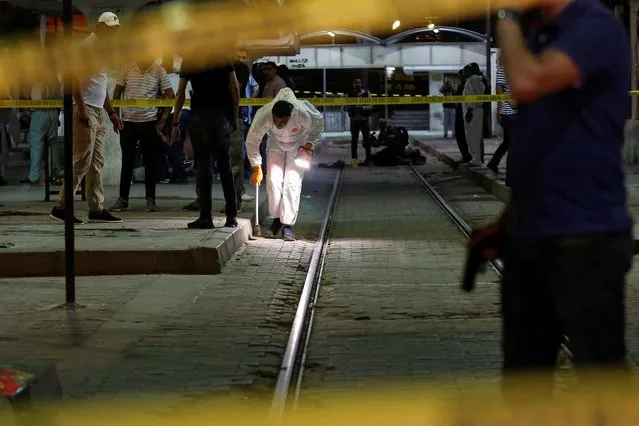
left=465, top=108, right=473, bottom=124
left=295, top=142, right=314, bottom=168
left=251, top=165, right=263, bottom=186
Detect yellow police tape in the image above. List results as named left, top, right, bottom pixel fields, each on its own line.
left=9, top=384, right=639, bottom=426
left=2, top=92, right=639, bottom=109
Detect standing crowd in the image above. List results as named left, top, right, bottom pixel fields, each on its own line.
left=439, top=59, right=516, bottom=180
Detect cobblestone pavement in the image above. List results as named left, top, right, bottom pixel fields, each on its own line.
left=300, top=164, right=503, bottom=404
left=0, top=144, right=346, bottom=410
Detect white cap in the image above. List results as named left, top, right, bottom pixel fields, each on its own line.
left=97, top=12, right=120, bottom=27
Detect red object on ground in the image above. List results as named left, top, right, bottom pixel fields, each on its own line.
left=0, top=369, right=34, bottom=397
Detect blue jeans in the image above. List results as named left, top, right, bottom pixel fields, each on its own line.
left=162, top=109, right=191, bottom=181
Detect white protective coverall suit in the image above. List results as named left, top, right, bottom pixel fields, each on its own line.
left=462, top=74, right=485, bottom=166
left=246, top=88, right=324, bottom=226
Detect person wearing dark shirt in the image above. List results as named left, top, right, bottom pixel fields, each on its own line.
left=172, top=58, right=241, bottom=229
left=472, top=0, right=634, bottom=400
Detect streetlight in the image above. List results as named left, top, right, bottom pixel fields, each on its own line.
left=427, top=23, right=435, bottom=29
left=392, top=20, right=400, bottom=30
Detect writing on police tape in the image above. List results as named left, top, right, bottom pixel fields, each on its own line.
left=2, top=92, right=639, bottom=109
left=0, top=94, right=531, bottom=109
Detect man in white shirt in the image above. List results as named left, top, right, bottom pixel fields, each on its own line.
left=50, top=12, right=124, bottom=225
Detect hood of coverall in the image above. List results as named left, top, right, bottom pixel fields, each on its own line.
left=265, top=88, right=314, bottom=152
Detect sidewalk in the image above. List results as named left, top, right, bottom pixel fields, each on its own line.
left=0, top=179, right=267, bottom=278
left=415, top=136, right=639, bottom=232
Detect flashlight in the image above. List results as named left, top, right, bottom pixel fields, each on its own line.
left=294, top=144, right=313, bottom=169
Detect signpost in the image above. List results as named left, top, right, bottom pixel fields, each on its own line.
left=62, top=0, right=76, bottom=306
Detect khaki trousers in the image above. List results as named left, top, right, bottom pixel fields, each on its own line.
left=56, top=104, right=106, bottom=212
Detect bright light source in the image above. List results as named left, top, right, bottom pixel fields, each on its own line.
left=295, top=157, right=311, bottom=169
left=392, top=20, right=401, bottom=30
left=327, top=31, right=336, bottom=38
left=386, top=67, right=396, bottom=72
left=427, top=23, right=435, bottom=29
left=433, top=28, right=439, bottom=33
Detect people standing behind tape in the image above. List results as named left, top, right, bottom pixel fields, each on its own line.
left=247, top=88, right=324, bottom=241
left=49, top=12, right=124, bottom=225
left=172, top=54, right=240, bottom=229
left=109, top=56, right=175, bottom=213
left=347, top=78, right=373, bottom=168
left=20, top=73, right=62, bottom=185
left=462, top=64, right=486, bottom=167
left=454, top=69, right=472, bottom=164
left=439, top=79, right=456, bottom=139
left=486, top=54, right=516, bottom=179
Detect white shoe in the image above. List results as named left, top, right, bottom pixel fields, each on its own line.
left=241, top=193, right=255, bottom=202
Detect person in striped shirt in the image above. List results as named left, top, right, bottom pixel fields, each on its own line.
left=487, top=53, right=517, bottom=179
left=110, top=58, right=174, bottom=213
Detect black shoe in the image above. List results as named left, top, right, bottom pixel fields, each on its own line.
left=88, top=210, right=123, bottom=223
left=487, top=164, right=500, bottom=174
left=224, top=217, right=238, bottom=228
left=49, top=207, right=84, bottom=225
left=265, top=218, right=282, bottom=238
left=188, top=217, right=214, bottom=229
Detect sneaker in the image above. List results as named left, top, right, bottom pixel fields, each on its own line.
left=183, top=200, right=200, bottom=211
left=49, top=207, right=84, bottom=225
left=282, top=225, right=296, bottom=242
left=187, top=217, right=214, bottom=229
left=109, top=197, right=129, bottom=212
left=146, top=198, right=158, bottom=212
left=351, top=159, right=358, bottom=168
left=88, top=210, right=123, bottom=223
left=241, top=193, right=255, bottom=202
left=265, top=218, right=282, bottom=238
left=224, top=217, right=238, bottom=228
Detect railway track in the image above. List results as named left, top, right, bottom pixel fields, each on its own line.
left=266, top=158, right=574, bottom=422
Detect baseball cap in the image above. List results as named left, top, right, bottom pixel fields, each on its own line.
left=97, top=12, right=120, bottom=27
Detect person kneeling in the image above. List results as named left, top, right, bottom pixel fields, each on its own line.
left=246, top=88, right=324, bottom=241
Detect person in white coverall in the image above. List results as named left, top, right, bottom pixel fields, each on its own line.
left=246, top=88, right=324, bottom=241
left=462, top=64, right=486, bottom=166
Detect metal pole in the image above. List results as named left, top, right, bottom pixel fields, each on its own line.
left=631, top=1, right=638, bottom=120
left=63, top=0, right=76, bottom=306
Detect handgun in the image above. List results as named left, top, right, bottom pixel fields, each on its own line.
left=462, top=231, right=504, bottom=293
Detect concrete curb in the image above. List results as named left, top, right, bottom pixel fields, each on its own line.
left=414, top=138, right=511, bottom=203
left=0, top=219, right=253, bottom=278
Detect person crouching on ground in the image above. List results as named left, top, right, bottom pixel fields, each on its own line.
left=246, top=88, right=324, bottom=241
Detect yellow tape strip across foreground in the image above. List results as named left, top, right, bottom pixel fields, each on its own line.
left=1, top=92, right=638, bottom=109
left=10, top=386, right=639, bottom=426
